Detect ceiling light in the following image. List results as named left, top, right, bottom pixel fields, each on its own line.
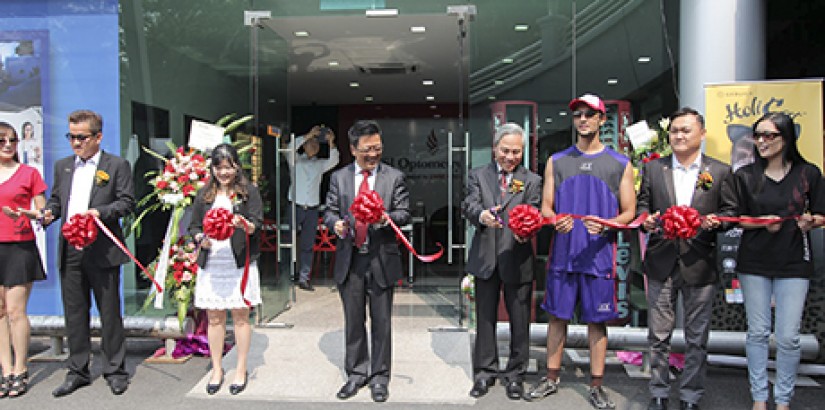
left=294, top=31, right=309, bottom=37
left=429, top=105, right=437, bottom=109
left=349, top=82, right=359, bottom=88
left=545, top=117, right=553, bottom=123
left=607, top=78, right=619, bottom=85
left=488, top=96, right=496, bottom=100
left=514, top=24, right=529, bottom=31
left=328, top=61, right=339, bottom=67
left=637, top=56, right=651, bottom=63
left=366, top=8, right=398, bottom=17
left=493, top=79, right=504, bottom=85
left=410, top=26, right=426, bottom=33
left=559, top=111, right=568, bottom=116
left=267, top=98, right=276, bottom=103
left=365, top=95, right=373, bottom=102
left=433, top=114, right=441, bottom=119
left=501, top=58, right=514, bottom=64
left=425, top=95, right=435, bottom=101
left=422, top=79, right=434, bottom=86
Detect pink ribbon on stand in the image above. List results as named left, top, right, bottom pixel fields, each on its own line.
left=349, top=191, right=444, bottom=263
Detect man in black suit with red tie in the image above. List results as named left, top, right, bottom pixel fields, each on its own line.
left=638, top=107, right=731, bottom=410
left=42, top=110, right=135, bottom=397
left=462, top=123, right=542, bottom=400
left=324, top=120, right=409, bottom=402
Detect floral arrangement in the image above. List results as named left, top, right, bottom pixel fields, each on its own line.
left=166, top=239, right=199, bottom=327
left=627, top=118, right=672, bottom=191
left=696, top=171, right=713, bottom=191
left=661, top=205, right=702, bottom=239
left=153, top=146, right=208, bottom=206
left=95, top=170, right=110, bottom=186
left=461, top=274, right=475, bottom=301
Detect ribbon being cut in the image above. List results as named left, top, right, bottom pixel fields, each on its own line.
left=202, top=207, right=253, bottom=307
left=349, top=190, right=444, bottom=263
left=506, top=204, right=649, bottom=238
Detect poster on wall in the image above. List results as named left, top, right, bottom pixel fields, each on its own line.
left=704, top=79, right=824, bottom=170
left=0, top=30, right=48, bottom=270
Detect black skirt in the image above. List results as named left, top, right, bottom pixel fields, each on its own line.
left=0, top=241, right=46, bottom=286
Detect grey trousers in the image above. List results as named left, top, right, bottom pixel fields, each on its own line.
left=647, top=275, right=715, bottom=404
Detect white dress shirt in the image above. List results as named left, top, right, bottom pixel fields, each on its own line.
left=67, top=150, right=102, bottom=218
left=672, top=154, right=702, bottom=206
left=286, top=135, right=339, bottom=207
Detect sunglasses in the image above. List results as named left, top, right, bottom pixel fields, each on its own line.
left=754, top=131, right=782, bottom=142
left=571, top=110, right=599, bottom=119
left=0, top=137, right=19, bottom=145
left=65, top=132, right=98, bottom=142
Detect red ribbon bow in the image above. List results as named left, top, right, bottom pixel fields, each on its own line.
left=508, top=204, right=551, bottom=238
left=203, top=208, right=235, bottom=240
left=62, top=214, right=98, bottom=250
left=661, top=205, right=702, bottom=239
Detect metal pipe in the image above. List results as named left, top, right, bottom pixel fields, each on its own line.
left=30, top=316, right=194, bottom=339
left=496, top=323, right=820, bottom=361
left=447, top=131, right=454, bottom=265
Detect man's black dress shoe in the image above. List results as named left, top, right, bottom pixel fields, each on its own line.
left=229, top=372, right=248, bottom=395
left=107, top=379, right=128, bottom=395
left=469, top=378, right=495, bottom=398
left=336, top=380, right=365, bottom=400
left=298, top=281, right=315, bottom=291
left=52, top=378, right=91, bottom=397
left=648, top=397, right=668, bottom=410
left=370, top=384, right=389, bottom=402
left=681, top=401, right=700, bottom=410
left=505, top=380, right=524, bottom=400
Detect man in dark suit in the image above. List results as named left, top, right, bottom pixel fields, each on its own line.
left=43, top=110, right=135, bottom=397
left=638, top=107, right=731, bottom=410
left=323, top=120, right=409, bottom=403
left=462, top=123, right=541, bottom=400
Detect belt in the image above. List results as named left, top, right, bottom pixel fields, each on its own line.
left=354, top=243, right=370, bottom=254
left=294, top=203, right=319, bottom=211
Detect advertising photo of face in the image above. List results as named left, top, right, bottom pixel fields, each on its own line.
left=494, top=127, right=525, bottom=173
left=66, top=117, right=102, bottom=161
left=349, top=123, right=383, bottom=172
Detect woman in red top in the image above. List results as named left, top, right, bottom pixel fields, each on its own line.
left=0, top=121, right=47, bottom=398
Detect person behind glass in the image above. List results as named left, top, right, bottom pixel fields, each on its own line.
left=0, top=122, right=47, bottom=398
left=324, top=120, right=410, bottom=402
left=463, top=123, right=542, bottom=401
left=41, top=110, right=135, bottom=397
left=720, top=112, right=824, bottom=410
left=284, top=125, right=339, bottom=291
left=189, top=143, right=263, bottom=396
left=528, top=94, right=636, bottom=409
left=18, top=122, right=40, bottom=166
left=637, top=108, right=732, bottom=410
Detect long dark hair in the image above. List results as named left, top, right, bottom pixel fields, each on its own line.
left=0, top=121, right=20, bottom=163
left=751, top=112, right=807, bottom=168
left=201, top=143, right=249, bottom=203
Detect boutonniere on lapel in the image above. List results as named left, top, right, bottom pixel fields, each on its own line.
left=95, top=170, right=110, bottom=187
left=230, top=192, right=244, bottom=211
left=509, top=178, right=525, bottom=194
left=695, top=171, right=713, bottom=191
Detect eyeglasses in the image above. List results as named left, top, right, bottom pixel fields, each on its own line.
left=0, top=137, right=19, bottom=145
left=571, top=110, right=599, bottom=119
left=65, top=132, right=98, bottom=142
left=355, top=145, right=383, bottom=154
left=754, top=131, right=782, bottom=142
left=668, top=127, right=693, bottom=135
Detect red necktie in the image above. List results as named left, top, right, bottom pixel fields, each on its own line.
left=500, top=171, right=508, bottom=199
left=354, top=169, right=371, bottom=247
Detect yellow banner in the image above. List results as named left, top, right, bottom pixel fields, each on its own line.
left=704, top=79, right=823, bottom=170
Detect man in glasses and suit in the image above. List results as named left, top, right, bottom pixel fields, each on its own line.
left=42, top=109, right=135, bottom=397
left=324, top=120, right=409, bottom=402
left=528, top=94, right=636, bottom=409
left=463, top=123, right=542, bottom=401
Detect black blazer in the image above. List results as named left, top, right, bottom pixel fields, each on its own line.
left=637, top=155, right=732, bottom=285
left=189, top=185, right=263, bottom=269
left=462, top=162, right=542, bottom=284
left=45, top=151, right=135, bottom=270
left=323, top=162, right=410, bottom=288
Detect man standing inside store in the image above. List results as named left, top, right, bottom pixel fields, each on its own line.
left=528, top=94, right=636, bottom=409
left=324, top=119, right=409, bottom=402
left=638, top=107, right=730, bottom=410
left=42, top=109, right=135, bottom=397
left=284, top=125, right=339, bottom=291
left=462, top=123, right=542, bottom=401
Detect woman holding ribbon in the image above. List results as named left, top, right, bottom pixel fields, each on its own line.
left=722, top=112, right=824, bottom=410
left=0, top=122, right=47, bottom=398
left=189, top=143, right=262, bottom=396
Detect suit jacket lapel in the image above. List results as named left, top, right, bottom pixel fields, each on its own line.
left=663, top=157, right=677, bottom=205
left=89, top=151, right=107, bottom=205
left=689, top=159, right=712, bottom=207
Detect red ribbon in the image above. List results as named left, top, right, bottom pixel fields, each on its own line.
left=350, top=191, right=443, bottom=263
left=661, top=205, right=702, bottom=239
left=506, top=205, right=649, bottom=236
left=62, top=214, right=98, bottom=249
left=203, top=208, right=235, bottom=240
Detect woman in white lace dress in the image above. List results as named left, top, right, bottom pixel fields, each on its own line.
left=189, top=143, right=262, bottom=396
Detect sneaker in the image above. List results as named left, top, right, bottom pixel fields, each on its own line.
left=588, top=386, right=616, bottom=409
left=526, top=377, right=558, bottom=401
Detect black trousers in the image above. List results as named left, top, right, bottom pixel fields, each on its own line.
left=338, top=252, right=394, bottom=386
left=60, top=247, right=128, bottom=382
left=472, top=270, right=531, bottom=383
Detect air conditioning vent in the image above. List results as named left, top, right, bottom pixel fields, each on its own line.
left=356, top=63, right=417, bottom=75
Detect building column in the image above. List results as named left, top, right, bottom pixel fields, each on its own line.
left=679, top=0, right=766, bottom=111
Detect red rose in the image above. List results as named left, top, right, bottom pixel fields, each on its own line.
left=164, top=162, right=176, bottom=173
left=177, top=174, right=190, bottom=184
left=182, top=184, right=195, bottom=196
left=192, top=154, right=205, bottom=162
left=156, top=180, right=169, bottom=190
left=173, top=270, right=183, bottom=284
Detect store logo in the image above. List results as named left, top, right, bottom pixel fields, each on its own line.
left=580, top=162, right=593, bottom=172
left=426, top=129, right=438, bottom=155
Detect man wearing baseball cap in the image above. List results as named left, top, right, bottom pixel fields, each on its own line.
left=527, top=93, right=636, bottom=409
